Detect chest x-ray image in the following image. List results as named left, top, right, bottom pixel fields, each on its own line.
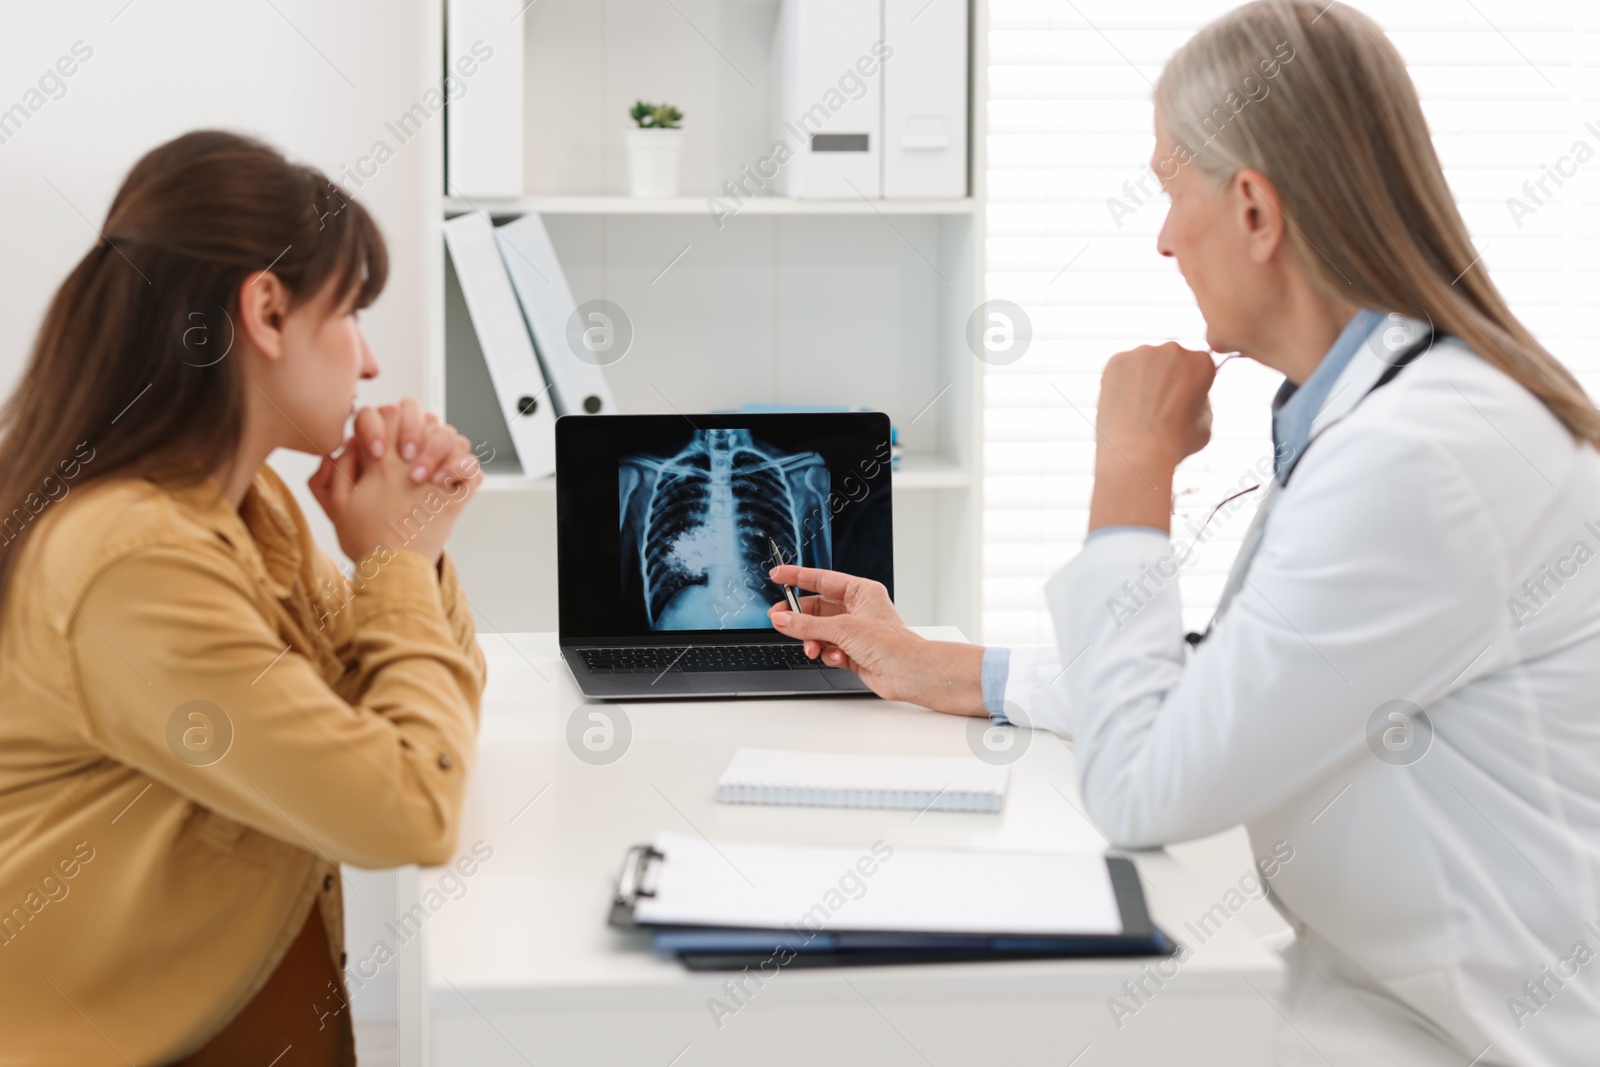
left=619, top=429, right=832, bottom=630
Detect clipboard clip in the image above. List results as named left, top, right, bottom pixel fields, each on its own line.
left=613, top=844, right=665, bottom=908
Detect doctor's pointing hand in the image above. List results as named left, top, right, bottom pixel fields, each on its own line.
left=766, top=338, right=1218, bottom=711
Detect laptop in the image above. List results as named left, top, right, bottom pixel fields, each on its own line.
left=556, top=412, right=894, bottom=699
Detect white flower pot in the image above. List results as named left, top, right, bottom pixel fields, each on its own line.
left=624, top=128, right=684, bottom=198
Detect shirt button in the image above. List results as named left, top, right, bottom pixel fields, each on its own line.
left=438, top=753, right=454, bottom=771
left=323, top=874, right=334, bottom=892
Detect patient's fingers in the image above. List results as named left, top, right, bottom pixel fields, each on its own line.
left=353, top=406, right=388, bottom=461
left=396, top=397, right=425, bottom=463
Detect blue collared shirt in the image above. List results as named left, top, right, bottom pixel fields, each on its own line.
left=1270, top=308, right=1384, bottom=480
left=980, top=309, right=1385, bottom=721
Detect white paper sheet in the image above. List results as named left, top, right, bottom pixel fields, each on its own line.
left=632, top=832, right=1123, bottom=936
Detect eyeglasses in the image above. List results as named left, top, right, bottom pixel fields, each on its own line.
left=1171, top=482, right=1261, bottom=568
left=1167, top=351, right=1262, bottom=565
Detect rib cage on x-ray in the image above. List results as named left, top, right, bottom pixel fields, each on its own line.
left=619, top=429, right=832, bottom=630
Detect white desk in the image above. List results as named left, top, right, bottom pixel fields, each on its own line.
left=398, top=630, right=1287, bottom=1066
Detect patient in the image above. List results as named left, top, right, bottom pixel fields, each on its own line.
left=0, top=130, right=485, bottom=1065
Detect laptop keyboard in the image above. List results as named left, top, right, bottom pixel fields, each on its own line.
left=578, top=643, right=834, bottom=674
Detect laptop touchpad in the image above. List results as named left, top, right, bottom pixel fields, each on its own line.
left=689, top=670, right=831, bottom=693
left=630, top=671, right=694, bottom=695
left=821, top=669, right=870, bottom=691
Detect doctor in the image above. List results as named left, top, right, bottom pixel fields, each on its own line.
left=769, top=2, right=1600, bottom=1064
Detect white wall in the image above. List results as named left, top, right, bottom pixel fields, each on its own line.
left=0, top=0, right=443, bottom=1023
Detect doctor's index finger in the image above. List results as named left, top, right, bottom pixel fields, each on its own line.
left=768, top=565, right=862, bottom=603
left=767, top=594, right=831, bottom=617
left=1176, top=342, right=1219, bottom=384
left=770, top=604, right=850, bottom=646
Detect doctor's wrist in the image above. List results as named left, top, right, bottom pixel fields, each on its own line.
left=907, top=640, right=987, bottom=718
left=1088, top=450, right=1173, bottom=535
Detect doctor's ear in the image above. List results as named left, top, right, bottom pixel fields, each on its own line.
left=1232, top=167, right=1287, bottom=265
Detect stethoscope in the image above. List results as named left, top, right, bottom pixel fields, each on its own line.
left=1183, top=328, right=1441, bottom=648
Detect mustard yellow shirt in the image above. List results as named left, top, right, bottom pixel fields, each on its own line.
left=0, top=463, right=485, bottom=1065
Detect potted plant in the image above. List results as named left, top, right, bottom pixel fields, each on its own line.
left=624, top=101, right=684, bottom=198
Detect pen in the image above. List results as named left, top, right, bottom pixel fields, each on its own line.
left=768, top=537, right=803, bottom=614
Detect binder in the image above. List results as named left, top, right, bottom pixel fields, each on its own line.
left=445, top=0, right=524, bottom=198
left=493, top=213, right=619, bottom=418
left=715, top=748, right=1008, bottom=813
left=442, top=212, right=557, bottom=478
left=882, top=0, right=970, bottom=198
left=770, top=0, right=884, bottom=198
left=610, top=833, right=1172, bottom=970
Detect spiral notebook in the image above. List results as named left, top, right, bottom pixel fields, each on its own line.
left=715, top=748, right=1009, bottom=813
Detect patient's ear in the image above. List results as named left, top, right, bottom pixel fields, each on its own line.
left=234, top=270, right=292, bottom=363
left=1233, top=167, right=1286, bottom=265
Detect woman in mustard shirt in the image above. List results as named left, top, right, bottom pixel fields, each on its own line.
left=0, top=130, right=485, bottom=1065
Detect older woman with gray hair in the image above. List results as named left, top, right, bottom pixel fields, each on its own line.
left=769, top=3, right=1600, bottom=1063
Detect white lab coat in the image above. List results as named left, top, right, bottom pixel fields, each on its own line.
left=1005, top=327, right=1600, bottom=1065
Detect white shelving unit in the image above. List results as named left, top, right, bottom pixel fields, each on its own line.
left=444, top=195, right=978, bottom=215
left=431, top=0, right=988, bottom=639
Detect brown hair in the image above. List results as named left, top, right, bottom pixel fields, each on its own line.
left=0, top=129, right=387, bottom=602
left=1155, top=0, right=1600, bottom=444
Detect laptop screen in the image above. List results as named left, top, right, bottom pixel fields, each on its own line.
left=556, top=413, right=894, bottom=641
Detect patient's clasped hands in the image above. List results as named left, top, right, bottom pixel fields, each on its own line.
left=309, top=398, right=483, bottom=566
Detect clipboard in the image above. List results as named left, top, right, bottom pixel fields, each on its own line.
left=609, top=842, right=665, bottom=928
left=610, top=836, right=1173, bottom=969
